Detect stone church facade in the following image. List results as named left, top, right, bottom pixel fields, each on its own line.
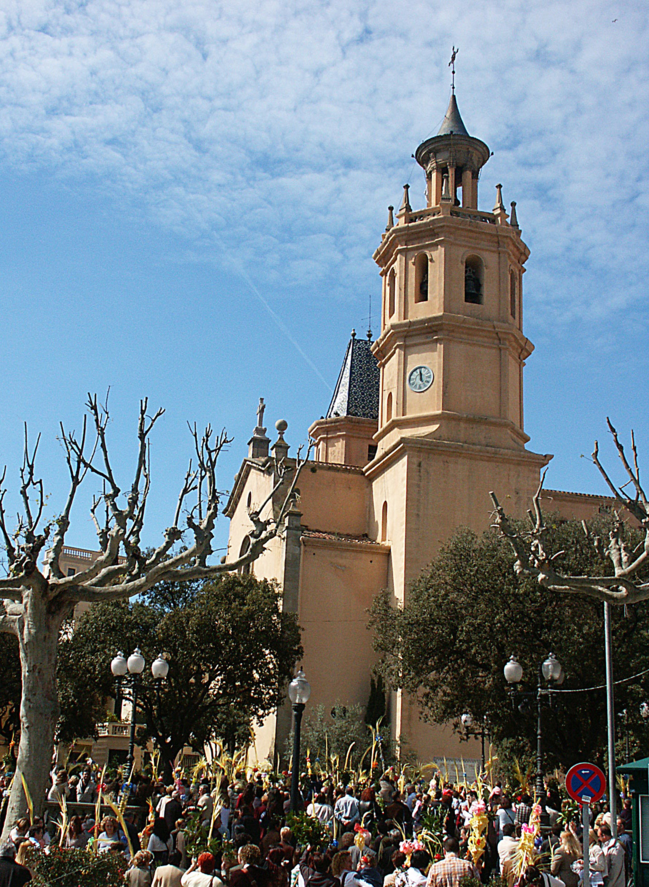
left=224, top=92, right=612, bottom=768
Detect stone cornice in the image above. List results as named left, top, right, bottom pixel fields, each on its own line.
left=372, top=313, right=534, bottom=365
left=364, top=433, right=552, bottom=480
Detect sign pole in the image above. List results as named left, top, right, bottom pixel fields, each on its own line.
left=582, top=800, right=590, bottom=887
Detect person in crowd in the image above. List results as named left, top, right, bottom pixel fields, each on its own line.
left=588, top=829, right=607, bottom=887
left=598, top=824, right=625, bottom=887
left=383, top=851, right=407, bottom=887
left=498, top=823, right=519, bottom=871
left=47, top=769, right=69, bottom=804
left=550, top=830, right=581, bottom=887
left=98, top=816, right=127, bottom=854
left=331, top=850, right=354, bottom=886
left=335, top=788, right=361, bottom=831
left=0, top=840, right=31, bottom=887
left=197, top=785, right=215, bottom=829
left=77, top=767, right=97, bottom=803
left=299, top=849, right=338, bottom=887
left=616, top=818, right=632, bottom=875
left=152, top=851, right=185, bottom=887
left=148, top=817, right=174, bottom=866
left=427, top=836, right=479, bottom=887
left=496, top=797, right=516, bottom=840
left=9, top=819, right=30, bottom=845
left=126, top=850, right=154, bottom=887
left=181, top=851, right=224, bottom=887
left=66, top=815, right=89, bottom=849
left=307, top=793, right=334, bottom=827
left=515, top=795, right=533, bottom=827
left=394, top=849, right=429, bottom=887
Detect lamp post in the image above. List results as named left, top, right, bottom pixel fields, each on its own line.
left=461, top=712, right=488, bottom=773
left=288, top=668, right=311, bottom=812
left=111, top=649, right=169, bottom=781
left=504, top=653, right=564, bottom=797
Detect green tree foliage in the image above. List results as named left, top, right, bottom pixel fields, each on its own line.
left=369, top=518, right=649, bottom=773
left=25, top=846, right=126, bottom=886
left=58, top=573, right=302, bottom=778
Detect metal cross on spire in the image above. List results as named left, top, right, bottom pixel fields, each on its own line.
left=449, top=46, right=458, bottom=93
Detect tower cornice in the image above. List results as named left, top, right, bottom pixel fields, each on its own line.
left=374, top=207, right=529, bottom=268
left=372, top=313, right=535, bottom=365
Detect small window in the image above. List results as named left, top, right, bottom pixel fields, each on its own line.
left=368, top=444, right=377, bottom=461
left=465, top=256, right=483, bottom=304
left=246, top=492, right=252, bottom=510
left=380, top=501, right=388, bottom=542
left=510, top=270, right=517, bottom=318
left=415, top=254, right=428, bottom=303
left=386, top=392, right=393, bottom=423
left=67, top=567, right=76, bottom=577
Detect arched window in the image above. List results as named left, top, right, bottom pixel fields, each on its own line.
left=388, top=269, right=396, bottom=318
left=238, top=537, right=252, bottom=576
left=415, top=254, right=429, bottom=303
left=465, top=256, right=483, bottom=304
left=510, top=270, right=517, bottom=318
left=386, top=392, right=393, bottom=423
left=381, top=501, right=388, bottom=542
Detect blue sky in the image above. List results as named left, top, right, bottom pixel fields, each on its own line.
left=0, top=0, right=648, bottom=557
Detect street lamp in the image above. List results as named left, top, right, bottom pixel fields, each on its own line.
left=461, top=712, right=489, bottom=773
left=504, top=652, right=564, bottom=797
left=111, top=649, right=169, bottom=784
left=288, top=668, right=311, bottom=812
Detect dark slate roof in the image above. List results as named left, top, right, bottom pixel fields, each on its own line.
left=326, top=332, right=380, bottom=420
left=437, top=93, right=470, bottom=137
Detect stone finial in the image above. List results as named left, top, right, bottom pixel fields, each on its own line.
left=271, top=419, right=290, bottom=462
left=386, top=205, right=395, bottom=230
left=248, top=397, right=270, bottom=459
left=351, top=328, right=356, bottom=339
left=510, top=201, right=520, bottom=229
left=399, top=184, right=411, bottom=214
left=493, top=183, right=508, bottom=224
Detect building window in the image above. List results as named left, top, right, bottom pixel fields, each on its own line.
left=388, top=269, right=396, bottom=318
left=510, top=270, right=517, bottom=318
left=368, top=444, right=377, bottom=461
left=415, top=254, right=429, bottom=303
left=381, top=501, right=388, bottom=542
left=67, top=568, right=76, bottom=577
left=386, top=392, right=393, bottom=423
left=246, top=492, right=252, bottom=510
left=465, top=256, right=483, bottom=304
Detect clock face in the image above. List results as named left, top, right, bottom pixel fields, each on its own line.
left=408, top=365, right=434, bottom=392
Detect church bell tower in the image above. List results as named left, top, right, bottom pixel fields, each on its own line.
left=372, top=92, right=533, bottom=454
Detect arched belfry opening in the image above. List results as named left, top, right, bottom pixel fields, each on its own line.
left=465, top=256, right=483, bottom=304
left=415, top=253, right=429, bottom=303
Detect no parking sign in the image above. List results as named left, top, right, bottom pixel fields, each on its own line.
left=565, top=761, right=606, bottom=804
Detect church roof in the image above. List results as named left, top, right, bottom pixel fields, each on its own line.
left=326, top=331, right=379, bottom=420
left=437, top=93, right=470, bottom=137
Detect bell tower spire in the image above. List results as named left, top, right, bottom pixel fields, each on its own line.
left=372, top=87, right=534, bottom=456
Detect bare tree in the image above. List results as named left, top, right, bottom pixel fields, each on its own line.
left=0, top=395, right=306, bottom=835
left=490, top=419, right=649, bottom=605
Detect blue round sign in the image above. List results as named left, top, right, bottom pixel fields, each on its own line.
left=565, top=762, right=606, bottom=804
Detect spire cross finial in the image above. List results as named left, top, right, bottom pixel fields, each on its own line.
left=449, top=46, right=458, bottom=93
left=367, top=293, right=373, bottom=341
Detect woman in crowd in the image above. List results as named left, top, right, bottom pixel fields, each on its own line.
left=550, top=830, right=581, bottom=887
left=126, top=849, right=154, bottom=887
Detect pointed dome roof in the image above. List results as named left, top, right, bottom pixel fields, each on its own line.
left=326, top=331, right=379, bottom=420
left=437, top=93, right=470, bottom=137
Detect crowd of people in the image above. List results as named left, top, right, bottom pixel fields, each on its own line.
left=0, top=762, right=636, bottom=887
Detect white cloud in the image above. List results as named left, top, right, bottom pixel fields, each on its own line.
left=0, top=0, right=647, bottom=340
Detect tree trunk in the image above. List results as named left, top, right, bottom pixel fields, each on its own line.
left=1, top=591, right=66, bottom=840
